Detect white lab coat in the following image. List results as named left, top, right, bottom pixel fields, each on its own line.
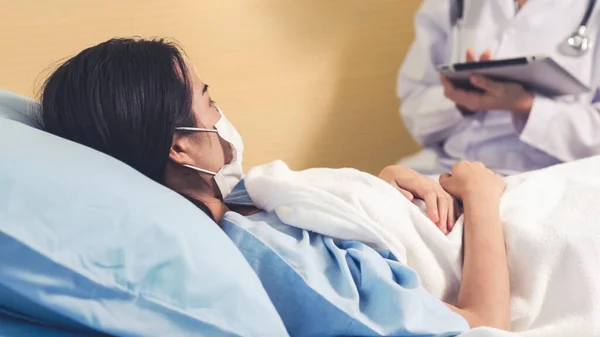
left=398, top=0, right=600, bottom=175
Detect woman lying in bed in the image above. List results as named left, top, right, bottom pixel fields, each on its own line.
left=40, top=38, right=509, bottom=335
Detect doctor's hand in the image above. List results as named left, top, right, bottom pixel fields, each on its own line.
left=379, top=165, right=457, bottom=234
left=442, top=48, right=533, bottom=115
left=454, top=49, right=493, bottom=116
left=440, top=74, right=534, bottom=115
left=466, top=48, right=492, bottom=63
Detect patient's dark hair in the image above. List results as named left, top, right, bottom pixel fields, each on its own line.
left=41, top=37, right=213, bottom=219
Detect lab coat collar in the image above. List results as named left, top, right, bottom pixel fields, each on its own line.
left=491, top=0, right=561, bottom=22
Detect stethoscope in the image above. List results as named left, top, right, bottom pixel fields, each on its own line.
left=453, top=0, right=596, bottom=59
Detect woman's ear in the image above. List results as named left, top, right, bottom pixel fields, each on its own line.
left=169, top=134, right=196, bottom=166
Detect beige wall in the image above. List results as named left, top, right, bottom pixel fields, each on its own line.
left=0, top=0, right=421, bottom=174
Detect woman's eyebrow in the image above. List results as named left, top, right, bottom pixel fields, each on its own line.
left=202, top=84, right=209, bottom=95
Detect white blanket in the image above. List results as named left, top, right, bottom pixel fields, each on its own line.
left=245, top=158, right=600, bottom=336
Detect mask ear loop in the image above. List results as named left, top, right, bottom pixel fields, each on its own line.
left=175, top=127, right=218, bottom=133
left=181, top=164, right=217, bottom=176
left=174, top=127, right=220, bottom=175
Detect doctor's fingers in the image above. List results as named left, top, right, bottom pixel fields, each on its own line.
left=439, top=74, right=456, bottom=90
left=440, top=75, right=482, bottom=107
left=465, top=48, right=492, bottom=63
left=466, top=48, right=477, bottom=62
left=445, top=88, right=489, bottom=111
left=440, top=75, right=465, bottom=101
left=470, top=76, right=505, bottom=95
left=479, top=49, right=492, bottom=61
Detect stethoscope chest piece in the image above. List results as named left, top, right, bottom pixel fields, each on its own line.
left=556, top=0, right=596, bottom=57
left=560, top=26, right=592, bottom=57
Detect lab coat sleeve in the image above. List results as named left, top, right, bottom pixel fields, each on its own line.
left=520, top=92, right=600, bottom=161
left=397, top=0, right=464, bottom=147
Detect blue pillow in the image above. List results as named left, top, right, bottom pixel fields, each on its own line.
left=0, top=89, right=42, bottom=127
left=0, top=90, right=288, bottom=336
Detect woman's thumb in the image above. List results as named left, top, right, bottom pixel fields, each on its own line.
left=439, top=173, right=454, bottom=192
left=439, top=173, right=451, bottom=184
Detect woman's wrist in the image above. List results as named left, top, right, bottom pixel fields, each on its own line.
left=462, top=192, right=501, bottom=209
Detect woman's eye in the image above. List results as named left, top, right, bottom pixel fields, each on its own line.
left=209, top=99, right=216, bottom=107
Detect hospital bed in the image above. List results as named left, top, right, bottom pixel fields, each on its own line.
left=3, top=87, right=594, bottom=336
left=0, top=89, right=288, bottom=336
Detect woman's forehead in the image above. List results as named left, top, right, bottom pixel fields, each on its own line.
left=184, top=60, right=205, bottom=88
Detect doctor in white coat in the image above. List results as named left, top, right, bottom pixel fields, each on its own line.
left=398, top=0, right=600, bottom=175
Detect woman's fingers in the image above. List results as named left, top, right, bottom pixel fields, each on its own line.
left=439, top=173, right=454, bottom=194
left=424, top=191, right=440, bottom=224
left=396, top=186, right=414, bottom=201
left=447, top=195, right=456, bottom=232
left=439, top=173, right=451, bottom=182
left=438, top=174, right=458, bottom=233
left=437, top=195, right=449, bottom=234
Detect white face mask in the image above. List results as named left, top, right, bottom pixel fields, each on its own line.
left=175, top=108, right=244, bottom=199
